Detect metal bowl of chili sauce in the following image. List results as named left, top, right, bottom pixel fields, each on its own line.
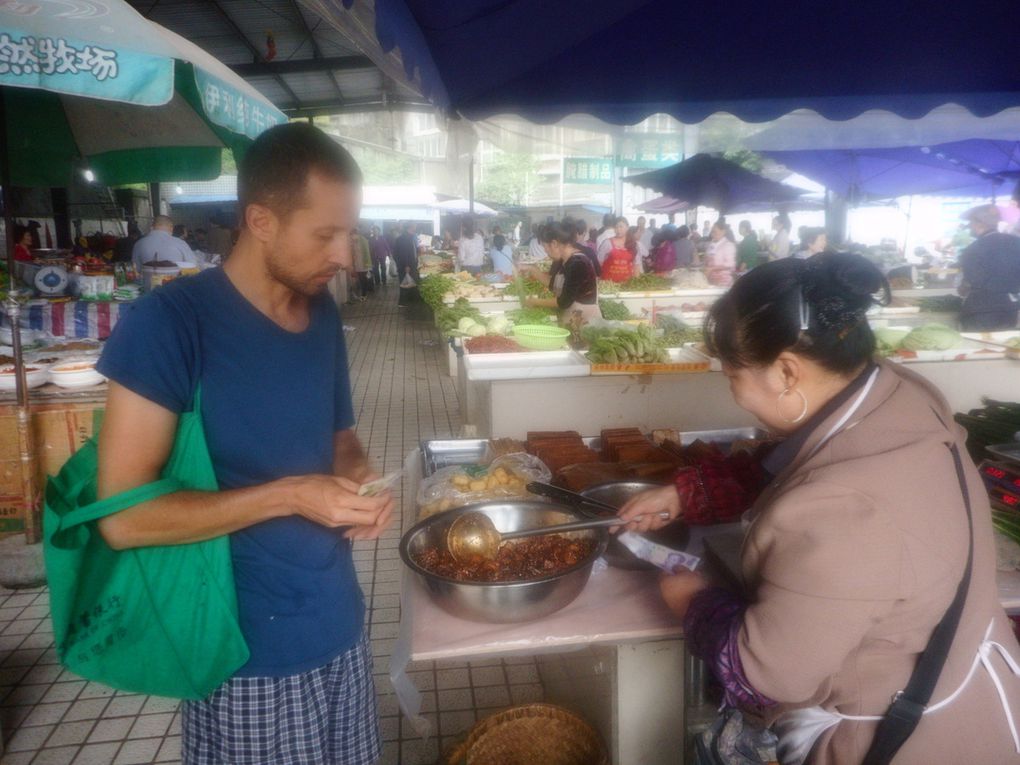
left=400, top=501, right=608, bottom=623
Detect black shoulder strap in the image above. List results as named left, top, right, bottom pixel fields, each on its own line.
left=862, top=443, right=975, bottom=765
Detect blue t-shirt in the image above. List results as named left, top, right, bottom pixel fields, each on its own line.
left=97, top=268, right=363, bottom=678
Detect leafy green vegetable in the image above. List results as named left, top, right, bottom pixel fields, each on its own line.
left=419, top=274, right=455, bottom=310
left=585, top=324, right=669, bottom=364
left=597, top=279, right=621, bottom=295
left=506, top=307, right=556, bottom=325
left=916, top=295, right=963, bottom=313
left=435, top=298, right=483, bottom=335
left=598, top=299, right=632, bottom=320
left=619, top=274, right=673, bottom=292
left=873, top=327, right=911, bottom=355
left=654, top=313, right=703, bottom=346
left=503, top=279, right=552, bottom=298
left=900, top=324, right=963, bottom=351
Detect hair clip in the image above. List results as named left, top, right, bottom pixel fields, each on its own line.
left=798, top=289, right=810, bottom=332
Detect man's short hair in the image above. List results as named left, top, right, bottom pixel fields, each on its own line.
left=153, top=215, right=174, bottom=229
left=962, top=204, right=1000, bottom=230
left=237, top=123, right=363, bottom=221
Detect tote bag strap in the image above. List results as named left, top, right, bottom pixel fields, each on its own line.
left=51, top=384, right=203, bottom=541
left=862, top=442, right=975, bottom=765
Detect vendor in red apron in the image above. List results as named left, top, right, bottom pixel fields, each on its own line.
left=596, top=216, right=643, bottom=283
left=520, top=220, right=601, bottom=322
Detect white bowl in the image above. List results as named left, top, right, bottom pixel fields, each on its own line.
left=48, top=360, right=106, bottom=388
left=0, top=365, right=50, bottom=391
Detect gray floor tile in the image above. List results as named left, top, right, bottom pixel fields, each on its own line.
left=113, top=737, right=162, bottom=765
left=87, top=716, right=133, bottom=743
left=139, top=697, right=179, bottom=716
left=45, top=719, right=96, bottom=747
left=154, top=735, right=181, bottom=762
left=62, top=697, right=110, bottom=723
left=104, top=696, right=145, bottom=718
left=4, top=723, right=55, bottom=752
left=127, top=713, right=173, bottom=739
left=72, top=742, right=122, bottom=765
left=473, top=685, right=511, bottom=709
left=0, top=750, right=34, bottom=765
left=30, top=746, right=79, bottom=765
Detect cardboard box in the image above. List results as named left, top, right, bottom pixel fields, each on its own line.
left=0, top=402, right=104, bottom=537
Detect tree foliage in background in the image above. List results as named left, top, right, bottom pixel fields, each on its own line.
left=349, top=147, right=419, bottom=184
left=722, top=149, right=764, bottom=173
left=477, top=152, right=539, bottom=206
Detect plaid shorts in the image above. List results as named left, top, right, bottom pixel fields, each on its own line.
left=182, top=632, right=380, bottom=764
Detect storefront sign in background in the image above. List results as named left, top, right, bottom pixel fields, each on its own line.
left=563, top=157, right=614, bottom=184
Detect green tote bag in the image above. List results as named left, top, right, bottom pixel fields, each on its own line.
left=43, top=387, right=249, bottom=700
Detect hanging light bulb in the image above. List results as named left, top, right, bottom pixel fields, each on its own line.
left=175, top=185, right=184, bottom=195
left=83, top=169, right=95, bottom=182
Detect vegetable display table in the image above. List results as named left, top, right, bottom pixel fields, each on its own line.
left=460, top=359, right=1020, bottom=440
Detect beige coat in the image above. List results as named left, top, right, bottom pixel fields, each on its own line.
left=739, top=360, right=1020, bottom=764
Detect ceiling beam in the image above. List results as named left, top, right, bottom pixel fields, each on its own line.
left=289, top=0, right=347, bottom=105
left=207, top=0, right=302, bottom=107
left=229, top=55, right=374, bottom=78
left=280, top=97, right=434, bottom=119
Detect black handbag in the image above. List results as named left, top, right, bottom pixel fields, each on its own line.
left=862, top=442, right=976, bottom=765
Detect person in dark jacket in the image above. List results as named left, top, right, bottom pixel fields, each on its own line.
left=393, top=222, right=420, bottom=307
left=958, top=204, right=1020, bottom=330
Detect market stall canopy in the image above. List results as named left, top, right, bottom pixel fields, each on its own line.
left=636, top=194, right=826, bottom=214
left=432, top=198, right=498, bottom=217
left=625, top=155, right=805, bottom=213
left=763, top=141, right=1020, bottom=202
left=0, top=0, right=287, bottom=187
left=315, top=0, right=1020, bottom=124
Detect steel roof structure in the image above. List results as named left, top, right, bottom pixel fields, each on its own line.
left=126, top=0, right=432, bottom=118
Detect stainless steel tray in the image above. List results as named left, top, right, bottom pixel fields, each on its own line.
left=420, top=439, right=489, bottom=476
left=988, top=442, right=1020, bottom=466
left=421, top=427, right=768, bottom=476
left=677, top=427, right=767, bottom=445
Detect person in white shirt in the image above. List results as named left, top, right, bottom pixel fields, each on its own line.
left=640, top=217, right=657, bottom=252
left=594, top=212, right=616, bottom=254
left=527, top=223, right=548, bottom=261
left=769, top=213, right=792, bottom=260
left=132, top=215, right=198, bottom=271
left=458, top=218, right=486, bottom=275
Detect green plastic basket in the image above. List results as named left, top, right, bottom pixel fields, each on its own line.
left=512, top=324, right=570, bottom=350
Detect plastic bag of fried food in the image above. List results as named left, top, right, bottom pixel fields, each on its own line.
left=417, top=453, right=552, bottom=519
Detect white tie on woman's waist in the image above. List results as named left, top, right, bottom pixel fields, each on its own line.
left=776, top=620, right=1020, bottom=765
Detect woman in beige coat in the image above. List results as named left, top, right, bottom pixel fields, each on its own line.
left=621, top=253, right=1020, bottom=764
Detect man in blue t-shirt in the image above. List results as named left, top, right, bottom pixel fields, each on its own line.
left=96, top=123, right=392, bottom=765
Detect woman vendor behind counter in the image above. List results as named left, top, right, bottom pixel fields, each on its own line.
left=619, top=252, right=1020, bottom=764
left=520, top=220, right=600, bottom=322
left=597, top=216, right=645, bottom=282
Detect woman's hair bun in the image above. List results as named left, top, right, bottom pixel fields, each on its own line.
left=803, top=252, right=884, bottom=303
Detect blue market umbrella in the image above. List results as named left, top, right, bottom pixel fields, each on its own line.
left=763, top=141, right=1020, bottom=202
left=625, top=155, right=804, bottom=213
left=0, top=0, right=287, bottom=189
left=0, top=0, right=287, bottom=542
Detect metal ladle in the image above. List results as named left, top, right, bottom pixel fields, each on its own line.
left=447, top=510, right=670, bottom=561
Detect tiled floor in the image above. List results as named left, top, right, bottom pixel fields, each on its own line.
left=0, top=285, right=557, bottom=765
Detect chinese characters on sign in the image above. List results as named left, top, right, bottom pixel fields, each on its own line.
left=0, top=33, right=118, bottom=81
left=196, top=69, right=285, bottom=141
left=617, top=134, right=683, bottom=168
left=563, top=157, right=614, bottom=185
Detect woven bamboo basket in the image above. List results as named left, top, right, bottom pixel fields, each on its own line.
left=445, top=703, right=609, bottom=765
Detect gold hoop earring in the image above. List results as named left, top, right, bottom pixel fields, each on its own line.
left=777, top=388, right=808, bottom=424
